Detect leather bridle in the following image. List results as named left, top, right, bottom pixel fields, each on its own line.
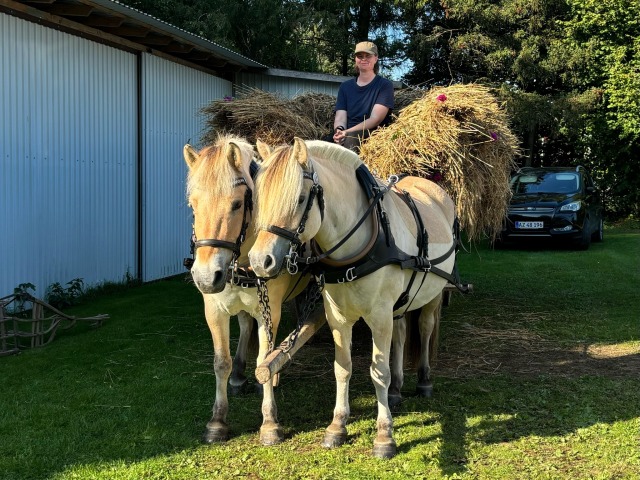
left=183, top=175, right=254, bottom=283
left=260, top=169, right=324, bottom=275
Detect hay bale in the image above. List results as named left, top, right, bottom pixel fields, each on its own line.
left=360, top=83, right=520, bottom=241
left=290, top=92, right=336, bottom=135
left=200, top=87, right=330, bottom=145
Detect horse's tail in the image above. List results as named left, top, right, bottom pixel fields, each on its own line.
left=404, top=309, right=422, bottom=371
left=404, top=292, right=443, bottom=368
left=429, top=293, right=442, bottom=364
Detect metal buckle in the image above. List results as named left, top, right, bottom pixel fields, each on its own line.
left=286, top=249, right=299, bottom=275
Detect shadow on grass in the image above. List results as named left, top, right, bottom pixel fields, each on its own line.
left=1, top=275, right=638, bottom=479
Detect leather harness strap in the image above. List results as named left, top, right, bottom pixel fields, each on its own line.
left=310, top=164, right=467, bottom=306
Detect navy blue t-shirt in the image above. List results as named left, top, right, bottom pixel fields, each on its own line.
left=335, top=75, right=394, bottom=129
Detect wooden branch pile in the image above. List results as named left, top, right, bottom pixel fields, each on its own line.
left=0, top=292, right=108, bottom=356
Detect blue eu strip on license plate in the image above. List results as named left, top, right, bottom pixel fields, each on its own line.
left=515, top=221, right=544, bottom=229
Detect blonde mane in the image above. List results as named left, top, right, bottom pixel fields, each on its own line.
left=255, top=140, right=363, bottom=230
left=186, top=134, right=254, bottom=200
left=304, top=140, right=363, bottom=171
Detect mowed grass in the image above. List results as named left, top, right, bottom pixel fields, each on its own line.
left=1, top=226, right=638, bottom=479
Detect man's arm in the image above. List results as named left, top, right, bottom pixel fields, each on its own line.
left=344, top=103, right=389, bottom=135
left=334, top=110, right=348, bottom=131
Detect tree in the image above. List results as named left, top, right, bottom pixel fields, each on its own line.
left=555, top=0, right=640, bottom=216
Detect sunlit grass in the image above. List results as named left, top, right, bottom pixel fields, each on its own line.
left=1, top=227, right=638, bottom=479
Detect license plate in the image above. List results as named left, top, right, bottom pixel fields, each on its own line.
left=515, top=221, right=544, bottom=229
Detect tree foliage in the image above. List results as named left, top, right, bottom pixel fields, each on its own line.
left=121, top=0, right=639, bottom=217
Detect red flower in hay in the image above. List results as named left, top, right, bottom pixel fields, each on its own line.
left=223, top=96, right=234, bottom=102
left=490, top=131, right=499, bottom=141
left=436, top=94, right=447, bottom=102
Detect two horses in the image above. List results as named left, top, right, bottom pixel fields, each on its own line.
left=185, top=136, right=457, bottom=458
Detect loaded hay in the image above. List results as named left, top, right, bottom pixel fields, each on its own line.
left=200, top=87, right=333, bottom=146
left=200, top=83, right=519, bottom=241
left=360, top=84, right=520, bottom=241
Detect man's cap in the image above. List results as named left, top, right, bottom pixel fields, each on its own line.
left=354, top=41, right=378, bottom=56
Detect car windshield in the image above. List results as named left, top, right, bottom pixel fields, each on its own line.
left=511, top=172, right=580, bottom=194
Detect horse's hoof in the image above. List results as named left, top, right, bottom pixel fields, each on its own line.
left=321, top=428, right=347, bottom=448
left=415, top=383, right=433, bottom=398
left=229, top=379, right=249, bottom=396
left=372, top=439, right=397, bottom=459
left=202, top=425, right=229, bottom=443
left=254, top=382, right=264, bottom=395
left=260, top=424, right=284, bottom=446
left=388, top=393, right=403, bottom=408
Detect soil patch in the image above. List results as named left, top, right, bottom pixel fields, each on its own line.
left=280, top=318, right=640, bottom=381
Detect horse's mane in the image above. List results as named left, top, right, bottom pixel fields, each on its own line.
left=304, top=140, right=363, bottom=171
left=186, top=134, right=254, bottom=199
left=255, top=140, right=363, bottom=230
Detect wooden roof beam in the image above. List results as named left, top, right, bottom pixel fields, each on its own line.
left=84, top=14, right=124, bottom=28
left=105, top=24, right=150, bottom=38
left=143, top=34, right=172, bottom=46
left=47, top=4, right=94, bottom=17
left=164, top=42, right=195, bottom=54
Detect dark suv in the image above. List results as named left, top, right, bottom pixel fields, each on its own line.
left=498, top=166, right=604, bottom=249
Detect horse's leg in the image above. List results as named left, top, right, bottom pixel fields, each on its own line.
left=257, top=302, right=283, bottom=445
left=202, top=299, right=232, bottom=443
left=367, top=314, right=397, bottom=459
left=389, top=315, right=407, bottom=408
left=229, top=311, right=254, bottom=395
left=416, top=292, right=443, bottom=397
left=322, top=320, right=353, bottom=448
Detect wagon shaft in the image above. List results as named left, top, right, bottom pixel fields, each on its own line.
left=255, top=311, right=327, bottom=384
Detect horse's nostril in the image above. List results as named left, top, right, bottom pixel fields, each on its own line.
left=264, top=255, right=274, bottom=270
left=213, top=270, right=224, bottom=285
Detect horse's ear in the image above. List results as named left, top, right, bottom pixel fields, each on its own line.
left=256, top=139, right=272, bottom=161
left=227, top=141, right=244, bottom=170
left=292, top=137, right=308, bottom=167
left=183, top=144, right=199, bottom=169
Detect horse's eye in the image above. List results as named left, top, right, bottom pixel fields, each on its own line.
left=298, top=195, right=306, bottom=205
left=231, top=200, right=243, bottom=211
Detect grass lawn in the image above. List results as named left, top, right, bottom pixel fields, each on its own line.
left=1, top=226, right=638, bottom=479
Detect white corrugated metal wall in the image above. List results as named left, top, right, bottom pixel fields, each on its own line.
left=0, top=13, right=137, bottom=297
left=141, top=54, right=231, bottom=282
left=1, top=11, right=347, bottom=296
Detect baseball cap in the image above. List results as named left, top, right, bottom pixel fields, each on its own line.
left=354, top=41, right=378, bottom=56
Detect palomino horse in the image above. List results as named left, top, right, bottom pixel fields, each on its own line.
left=249, top=138, right=458, bottom=458
left=183, top=135, right=309, bottom=445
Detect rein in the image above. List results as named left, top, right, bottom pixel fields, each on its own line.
left=264, top=161, right=468, bottom=299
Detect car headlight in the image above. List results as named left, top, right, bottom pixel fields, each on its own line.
left=560, top=201, right=582, bottom=212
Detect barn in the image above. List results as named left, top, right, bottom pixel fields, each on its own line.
left=0, top=0, right=349, bottom=297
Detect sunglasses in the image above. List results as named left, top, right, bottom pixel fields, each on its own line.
left=355, top=53, right=374, bottom=60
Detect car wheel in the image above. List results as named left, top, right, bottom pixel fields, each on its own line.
left=574, top=226, right=592, bottom=250
left=591, top=218, right=604, bottom=242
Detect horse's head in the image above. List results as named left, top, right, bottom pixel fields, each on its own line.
left=249, top=138, right=324, bottom=278
left=184, top=135, right=256, bottom=294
